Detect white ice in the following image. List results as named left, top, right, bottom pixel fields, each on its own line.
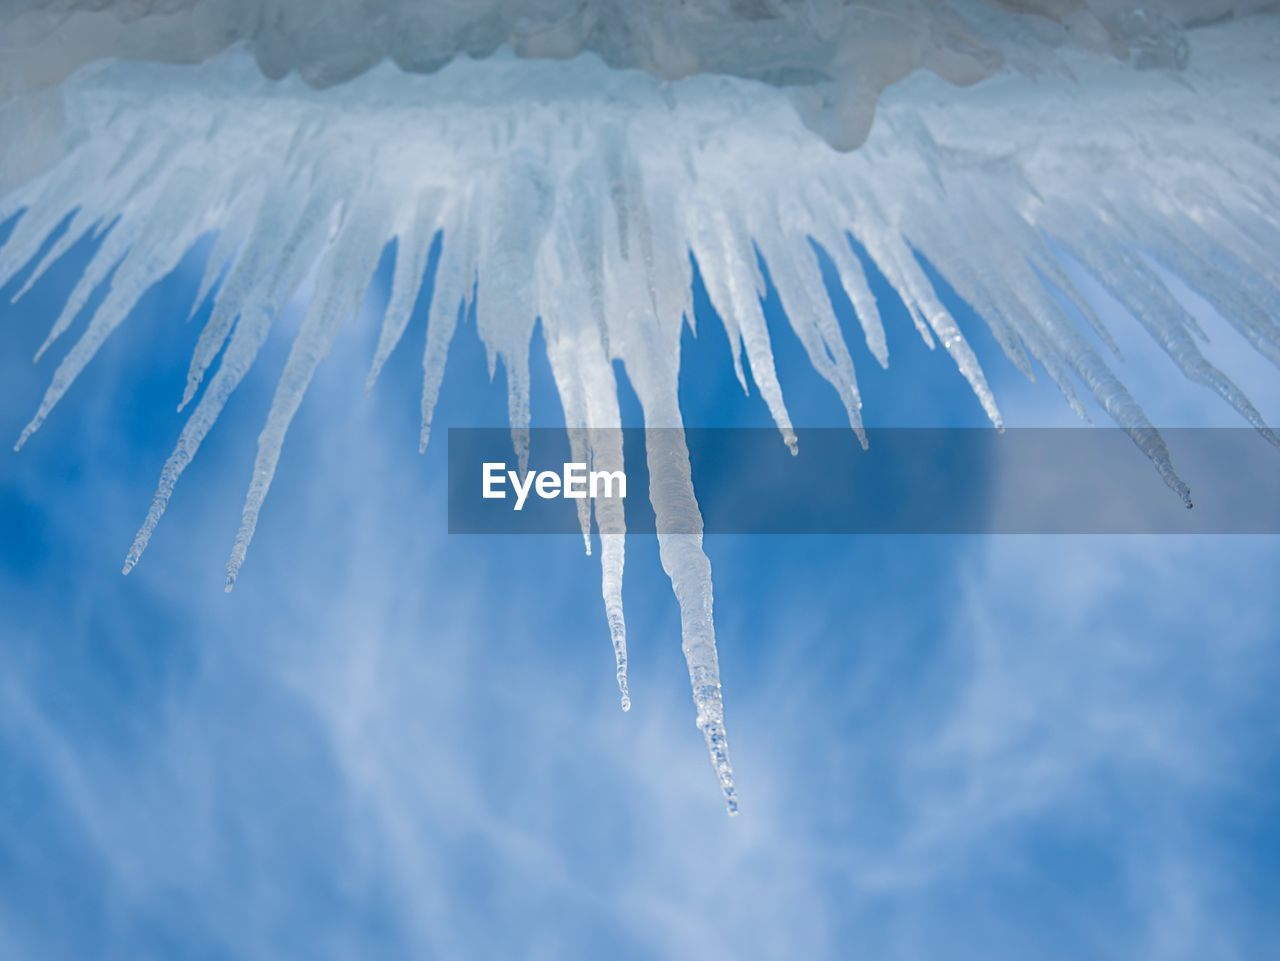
left=1, top=6, right=1278, bottom=812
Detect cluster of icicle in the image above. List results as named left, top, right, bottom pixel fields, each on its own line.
left=3, top=14, right=1279, bottom=813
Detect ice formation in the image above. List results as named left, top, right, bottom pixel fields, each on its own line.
left=2, top=2, right=1279, bottom=812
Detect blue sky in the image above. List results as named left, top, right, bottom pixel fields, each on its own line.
left=1, top=217, right=1279, bottom=960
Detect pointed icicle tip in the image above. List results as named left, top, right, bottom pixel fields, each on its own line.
left=14, top=424, right=35, bottom=452
left=1176, top=481, right=1193, bottom=509
left=179, top=378, right=201, bottom=412
left=122, top=535, right=147, bottom=575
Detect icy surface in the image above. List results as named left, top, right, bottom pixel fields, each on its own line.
left=3, top=12, right=1280, bottom=811
left=3, top=1, right=1278, bottom=149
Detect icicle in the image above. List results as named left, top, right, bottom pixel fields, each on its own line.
left=625, top=341, right=738, bottom=811
left=1011, top=260, right=1192, bottom=505
left=123, top=307, right=273, bottom=573
left=365, top=194, right=441, bottom=390
left=805, top=222, right=888, bottom=369
left=1132, top=216, right=1280, bottom=372
left=29, top=213, right=137, bottom=363
left=753, top=232, right=866, bottom=443
left=419, top=206, right=475, bottom=454
left=856, top=222, right=1003, bottom=429
left=537, top=220, right=631, bottom=709
left=535, top=202, right=595, bottom=551
left=0, top=150, right=106, bottom=290
left=225, top=194, right=385, bottom=589
left=16, top=169, right=209, bottom=449
left=555, top=157, right=651, bottom=711
left=906, top=214, right=1082, bottom=415
left=1056, top=225, right=1279, bottom=446
left=187, top=184, right=269, bottom=321
left=474, top=158, right=554, bottom=472
left=905, top=216, right=1037, bottom=384
left=648, top=424, right=738, bottom=813
left=10, top=208, right=99, bottom=302
left=688, top=203, right=797, bottom=452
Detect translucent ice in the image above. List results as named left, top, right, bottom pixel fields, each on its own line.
left=2, top=4, right=1279, bottom=811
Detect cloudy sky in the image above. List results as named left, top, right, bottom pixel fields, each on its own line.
left=1, top=216, right=1278, bottom=960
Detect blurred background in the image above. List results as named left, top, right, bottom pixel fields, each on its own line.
left=1, top=218, right=1278, bottom=960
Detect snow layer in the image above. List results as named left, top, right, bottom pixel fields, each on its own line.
left=3, top=1, right=1277, bottom=148
left=2, top=11, right=1279, bottom=810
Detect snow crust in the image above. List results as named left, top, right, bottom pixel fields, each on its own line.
left=3, top=1, right=1276, bottom=148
